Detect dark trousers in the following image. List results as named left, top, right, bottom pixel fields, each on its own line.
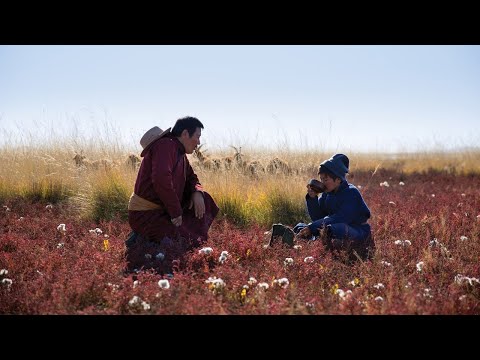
left=294, top=222, right=375, bottom=262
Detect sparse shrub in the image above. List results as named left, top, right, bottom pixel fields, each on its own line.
left=89, top=176, right=130, bottom=222
left=267, top=191, right=306, bottom=226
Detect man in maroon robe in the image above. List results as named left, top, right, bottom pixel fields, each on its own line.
left=125, top=116, right=219, bottom=275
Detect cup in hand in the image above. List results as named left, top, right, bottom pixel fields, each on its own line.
left=308, top=179, right=326, bottom=193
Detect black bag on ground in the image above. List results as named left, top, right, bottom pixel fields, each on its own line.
left=269, top=223, right=295, bottom=247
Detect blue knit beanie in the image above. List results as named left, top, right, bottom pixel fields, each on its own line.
left=319, top=154, right=349, bottom=180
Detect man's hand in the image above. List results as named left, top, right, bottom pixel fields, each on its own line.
left=297, top=226, right=312, bottom=238
left=171, top=215, right=182, bottom=227
left=189, top=191, right=205, bottom=219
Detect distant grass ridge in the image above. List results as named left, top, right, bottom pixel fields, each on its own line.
left=1, top=139, right=480, bottom=223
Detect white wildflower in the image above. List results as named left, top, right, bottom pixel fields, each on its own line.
left=399, top=181, right=405, bottom=186
left=461, top=193, right=466, bottom=197
left=128, top=296, right=141, bottom=306
left=158, top=279, right=170, bottom=289
left=335, top=289, right=352, bottom=300
left=218, top=250, right=230, bottom=263
left=284, top=257, right=294, bottom=266
left=247, top=277, right=257, bottom=286
left=155, top=252, right=165, bottom=261
left=89, top=227, right=102, bottom=235
left=199, top=247, right=213, bottom=255
left=380, top=260, right=392, bottom=267
left=431, top=194, right=435, bottom=197
left=293, top=244, right=302, bottom=250
left=56, top=243, right=64, bottom=249
left=0, top=269, right=8, bottom=276
left=304, top=256, right=314, bottom=263
left=373, top=283, right=385, bottom=290
left=460, top=235, right=468, bottom=241
left=242, top=284, right=249, bottom=290
left=416, top=261, right=424, bottom=272
left=57, top=223, right=66, bottom=233
left=349, top=278, right=360, bottom=287
left=141, top=301, right=151, bottom=311
left=107, top=283, right=120, bottom=292
left=18, top=217, right=24, bottom=221
left=405, top=282, right=412, bottom=289
left=380, top=181, right=390, bottom=187
left=104, top=234, right=109, bottom=238
left=388, top=201, right=396, bottom=205
left=1, top=278, right=13, bottom=288
left=133, top=280, right=139, bottom=288
left=205, top=276, right=226, bottom=290
left=274, top=278, right=289, bottom=289
left=454, top=274, right=480, bottom=287
left=128, top=296, right=150, bottom=311
left=459, top=295, right=467, bottom=301
left=423, top=288, right=433, bottom=298
left=394, top=239, right=411, bottom=246
left=45, top=204, right=53, bottom=210
left=374, top=296, right=384, bottom=302
left=3, top=206, right=11, bottom=212
left=357, top=185, right=362, bottom=189
left=257, top=282, right=269, bottom=290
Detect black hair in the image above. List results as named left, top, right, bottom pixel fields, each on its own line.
left=318, top=165, right=340, bottom=181
left=171, top=116, right=204, bottom=137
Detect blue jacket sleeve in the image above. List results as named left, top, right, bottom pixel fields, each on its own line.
left=305, top=194, right=326, bottom=221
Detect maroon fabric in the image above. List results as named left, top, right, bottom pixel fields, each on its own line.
left=129, top=191, right=219, bottom=242
left=126, top=192, right=219, bottom=275
left=129, top=134, right=218, bottom=243
left=132, top=134, right=203, bottom=219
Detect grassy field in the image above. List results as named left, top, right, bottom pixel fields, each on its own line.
left=1, top=141, right=479, bottom=314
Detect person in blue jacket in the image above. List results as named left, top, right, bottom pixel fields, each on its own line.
left=294, top=154, right=375, bottom=261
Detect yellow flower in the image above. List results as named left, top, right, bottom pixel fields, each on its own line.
left=330, top=284, right=339, bottom=294
left=240, top=288, right=247, bottom=303
left=246, top=249, right=252, bottom=257
left=103, top=239, right=110, bottom=251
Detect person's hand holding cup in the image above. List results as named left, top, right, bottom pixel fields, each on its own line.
left=307, top=179, right=326, bottom=198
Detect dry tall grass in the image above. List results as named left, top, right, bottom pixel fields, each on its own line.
left=1, top=136, right=480, bottom=224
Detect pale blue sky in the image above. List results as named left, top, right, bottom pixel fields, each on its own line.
left=1, top=45, right=479, bottom=152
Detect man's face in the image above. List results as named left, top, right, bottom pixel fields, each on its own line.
left=319, top=174, right=341, bottom=193
left=181, top=127, right=201, bottom=154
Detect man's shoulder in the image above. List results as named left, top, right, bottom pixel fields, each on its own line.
left=152, top=136, right=177, bottom=150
